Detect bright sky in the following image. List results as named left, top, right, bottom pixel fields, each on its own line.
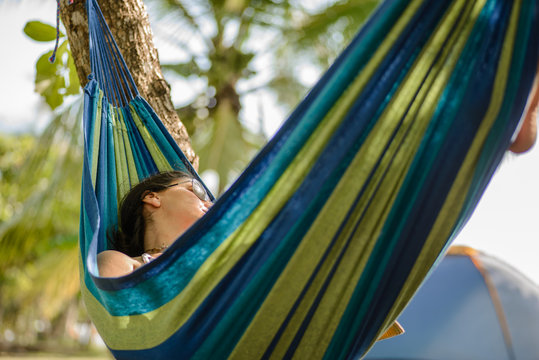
left=1, top=1, right=538, bottom=285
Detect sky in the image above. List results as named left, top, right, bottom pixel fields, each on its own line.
left=1, top=1, right=538, bottom=286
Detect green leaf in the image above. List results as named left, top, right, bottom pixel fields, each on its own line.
left=42, top=76, right=65, bottom=110
left=34, top=41, right=80, bottom=110
left=36, top=51, right=57, bottom=77
left=35, top=50, right=62, bottom=109
left=23, top=21, right=63, bottom=42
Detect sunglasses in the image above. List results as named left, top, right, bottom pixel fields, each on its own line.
left=166, top=178, right=211, bottom=202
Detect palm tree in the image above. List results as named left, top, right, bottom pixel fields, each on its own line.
left=147, top=0, right=380, bottom=192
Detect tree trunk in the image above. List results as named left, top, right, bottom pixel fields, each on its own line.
left=59, top=0, right=198, bottom=169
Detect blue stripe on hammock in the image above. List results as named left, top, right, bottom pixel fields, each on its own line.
left=83, top=79, right=99, bottom=168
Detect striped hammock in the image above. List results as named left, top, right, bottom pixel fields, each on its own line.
left=79, top=0, right=539, bottom=359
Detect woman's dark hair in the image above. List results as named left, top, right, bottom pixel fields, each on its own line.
left=108, top=170, right=193, bottom=257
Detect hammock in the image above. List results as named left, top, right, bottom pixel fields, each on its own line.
left=79, top=0, right=538, bottom=358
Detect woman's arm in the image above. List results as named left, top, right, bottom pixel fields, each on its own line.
left=97, top=250, right=142, bottom=277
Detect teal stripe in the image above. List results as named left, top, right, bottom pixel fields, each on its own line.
left=106, top=110, right=118, bottom=234
left=81, top=196, right=102, bottom=297
left=86, top=85, right=99, bottom=166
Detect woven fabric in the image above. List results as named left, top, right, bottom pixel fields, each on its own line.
left=79, top=0, right=539, bottom=358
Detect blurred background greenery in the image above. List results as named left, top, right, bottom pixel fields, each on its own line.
left=0, top=0, right=378, bottom=356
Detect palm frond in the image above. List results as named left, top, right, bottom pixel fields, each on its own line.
left=0, top=97, right=83, bottom=271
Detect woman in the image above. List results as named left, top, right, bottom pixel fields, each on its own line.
left=97, top=170, right=213, bottom=277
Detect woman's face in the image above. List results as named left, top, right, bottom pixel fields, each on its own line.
left=161, top=178, right=211, bottom=229
left=143, top=177, right=212, bottom=238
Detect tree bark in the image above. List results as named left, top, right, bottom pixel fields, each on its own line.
left=59, top=0, right=198, bottom=169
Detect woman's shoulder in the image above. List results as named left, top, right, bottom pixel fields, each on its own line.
left=97, top=250, right=143, bottom=277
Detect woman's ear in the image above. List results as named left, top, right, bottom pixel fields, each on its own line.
left=142, top=191, right=161, bottom=208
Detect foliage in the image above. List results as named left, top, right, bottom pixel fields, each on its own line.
left=23, top=20, right=62, bottom=42
left=0, top=101, right=83, bottom=272
left=149, top=0, right=380, bottom=192
left=24, top=20, right=80, bottom=110
left=282, top=1, right=380, bottom=68
left=0, top=100, right=86, bottom=350
left=0, top=21, right=85, bottom=347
